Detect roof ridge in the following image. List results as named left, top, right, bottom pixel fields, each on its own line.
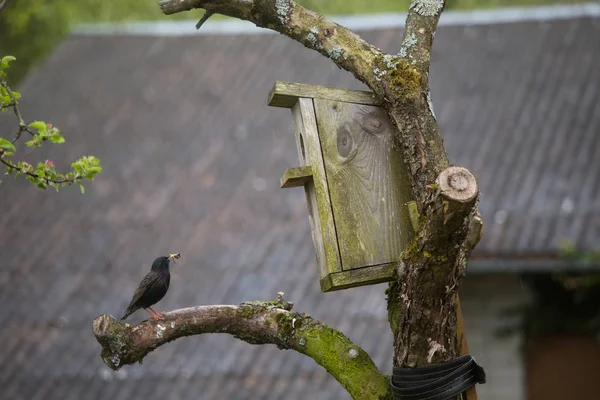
left=74, top=3, right=600, bottom=37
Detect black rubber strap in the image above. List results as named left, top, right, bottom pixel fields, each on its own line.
left=390, top=355, right=486, bottom=400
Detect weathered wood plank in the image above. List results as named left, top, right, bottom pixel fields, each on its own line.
left=320, top=262, right=397, bottom=292
left=291, top=99, right=342, bottom=276
left=268, top=81, right=381, bottom=109
left=456, top=296, right=469, bottom=356
left=280, top=166, right=313, bottom=188
left=456, top=296, right=479, bottom=400
left=314, top=98, right=414, bottom=271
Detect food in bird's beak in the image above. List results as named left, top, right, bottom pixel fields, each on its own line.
left=169, top=253, right=181, bottom=264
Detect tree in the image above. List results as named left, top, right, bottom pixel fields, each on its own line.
left=93, top=1, right=483, bottom=399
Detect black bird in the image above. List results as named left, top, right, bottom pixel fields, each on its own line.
left=121, top=254, right=180, bottom=320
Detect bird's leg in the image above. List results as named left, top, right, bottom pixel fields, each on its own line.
left=148, top=306, right=165, bottom=320
left=143, top=308, right=156, bottom=318
left=143, top=308, right=162, bottom=320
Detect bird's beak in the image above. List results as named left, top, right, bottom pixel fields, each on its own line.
left=169, top=253, right=181, bottom=264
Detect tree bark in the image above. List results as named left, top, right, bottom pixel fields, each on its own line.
left=93, top=1, right=483, bottom=398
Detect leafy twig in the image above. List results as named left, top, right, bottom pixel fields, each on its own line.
left=0, top=81, right=32, bottom=143
left=0, top=55, right=101, bottom=192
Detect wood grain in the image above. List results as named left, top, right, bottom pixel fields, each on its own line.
left=313, top=99, right=413, bottom=270
left=291, top=99, right=342, bottom=277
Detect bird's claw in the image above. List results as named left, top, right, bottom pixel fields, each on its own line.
left=150, top=312, right=165, bottom=320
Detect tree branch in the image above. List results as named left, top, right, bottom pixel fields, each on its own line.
left=93, top=296, right=391, bottom=400
left=158, top=0, right=383, bottom=87
left=0, top=157, right=78, bottom=184
left=0, top=81, right=31, bottom=143
left=401, top=0, right=445, bottom=72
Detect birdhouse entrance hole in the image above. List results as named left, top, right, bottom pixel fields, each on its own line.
left=298, top=129, right=306, bottom=161
left=269, top=82, right=414, bottom=292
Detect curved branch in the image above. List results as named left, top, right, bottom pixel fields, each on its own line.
left=158, top=0, right=383, bottom=88
left=93, top=298, right=391, bottom=399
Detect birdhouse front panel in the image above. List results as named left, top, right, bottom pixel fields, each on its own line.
left=313, top=99, right=414, bottom=271
left=269, top=81, right=414, bottom=292
left=289, top=98, right=342, bottom=281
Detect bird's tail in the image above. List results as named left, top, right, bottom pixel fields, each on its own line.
left=121, top=308, right=134, bottom=320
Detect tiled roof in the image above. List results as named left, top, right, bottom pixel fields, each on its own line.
left=431, top=18, right=600, bottom=256
left=0, top=15, right=598, bottom=400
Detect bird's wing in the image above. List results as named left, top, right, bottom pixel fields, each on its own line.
left=125, top=271, right=160, bottom=310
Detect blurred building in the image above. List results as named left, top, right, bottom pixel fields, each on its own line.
left=1, top=4, right=599, bottom=400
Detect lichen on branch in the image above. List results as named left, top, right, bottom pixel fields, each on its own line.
left=93, top=294, right=391, bottom=400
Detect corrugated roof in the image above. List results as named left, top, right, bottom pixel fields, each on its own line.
left=0, top=15, right=599, bottom=400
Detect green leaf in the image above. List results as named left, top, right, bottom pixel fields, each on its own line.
left=29, top=121, right=47, bottom=131
left=79, top=184, right=85, bottom=194
left=3, top=152, right=14, bottom=156
left=0, top=56, right=16, bottom=70
left=71, top=162, right=83, bottom=173
left=50, top=134, right=65, bottom=144
left=25, top=134, right=43, bottom=148
left=0, top=137, right=15, bottom=151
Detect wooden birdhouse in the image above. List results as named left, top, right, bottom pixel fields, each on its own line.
left=269, top=81, right=414, bottom=292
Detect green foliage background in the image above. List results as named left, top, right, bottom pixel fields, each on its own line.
left=0, top=1, right=71, bottom=84
left=0, top=0, right=585, bottom=83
